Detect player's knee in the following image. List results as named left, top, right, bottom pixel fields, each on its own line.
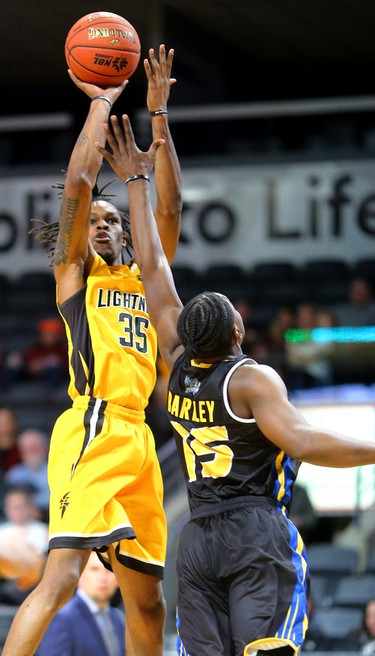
left=143, top=592, right=166, bottom=620
left=38, top=565, right=81, bottom=612
left=154, top=593, right=167, bottom=622
left=133, top=591, right=166, bottom=626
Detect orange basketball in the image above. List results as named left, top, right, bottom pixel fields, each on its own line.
left=65, top=11, right=141, bottom=87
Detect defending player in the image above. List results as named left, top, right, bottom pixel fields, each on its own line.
left=96, top=115, right=375, bottom=656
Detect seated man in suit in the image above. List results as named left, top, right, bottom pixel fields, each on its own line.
left=38, top=551, right=125, bottom=656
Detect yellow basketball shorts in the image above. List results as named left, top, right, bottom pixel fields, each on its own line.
left=48, top=396, right=167, bottom=578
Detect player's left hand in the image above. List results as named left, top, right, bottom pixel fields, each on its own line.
left=95, top=114, right=164, bottom=181
left=144, top=44, right=176, bottom=112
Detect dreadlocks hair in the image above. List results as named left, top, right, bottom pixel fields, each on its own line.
left=177, top=291, right=235, bottom=360
left=29, top=176, right=133, bottom=265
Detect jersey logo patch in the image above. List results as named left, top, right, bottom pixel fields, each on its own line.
left=184, top=375, right=201, bottom=395
left=59, top=491, right=71, bottom=518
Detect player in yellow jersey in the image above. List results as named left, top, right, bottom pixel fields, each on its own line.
left=2, top=46, right=181, bottom=656
left=96, top=116, right=375, bottom=656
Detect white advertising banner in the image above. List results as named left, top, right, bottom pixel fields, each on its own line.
left=0, top=158, right=374, bottom=277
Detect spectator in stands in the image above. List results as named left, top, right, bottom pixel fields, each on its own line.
left=360, top=599, right=375, bottom=655
left=316, top=307, right=338, bottom=329
left=0, top=317, right=68, bottom=392
left=266, top=305, right=296, bottom=384
left=4, top=428, right=50, bottom=522
left=0, top=485, right=48, bottom=603
left=233, top=297, right=260, bottom=353
left=289, top=483, right=318, bottom=545
left=38, top=551, right=125, bottom=656
left=0, top=406, right=21, bottom=475
left=287, top=301, right=333, bottom=389
left=334, top=278, right=375, bottom=326
left=295, top=300, right=318, bottom=331
left=0, top=339, right=5, bottom=382
left=23, top=317, right=68, bottom=388
left=268, top=306, right=296, bottom=353
left=232, top=297, right=281, bottom=372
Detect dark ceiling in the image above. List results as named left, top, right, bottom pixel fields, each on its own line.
left=1, top=1, right=375, bottom=163
left=2, top=1, right=375, bottom=113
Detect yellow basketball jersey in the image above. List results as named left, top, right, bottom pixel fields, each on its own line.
left=58, top=254, right=157, bottom=410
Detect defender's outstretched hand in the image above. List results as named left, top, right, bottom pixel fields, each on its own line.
left=144, top=44, right=176, bottom=112
left=95, top=115, right=164, bottom=181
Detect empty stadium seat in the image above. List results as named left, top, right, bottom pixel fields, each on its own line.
left=170, top=265, right=204, bottom=303
left=331, top=573, right=375, bottom=609
left=309, top=573, right=333, bottom=608
left=307, top=606, right=363, bottom=651
left=301, top=259, right=352, bottom=281
left=9, top=271, right=56, bottom=313
left=260, top=280, right=310, bottom=307
left=308, top=543, right=359, bottom=600
left=0, top=272, right=13, bottom=309
left=308, top=543, right=359, bottom=576
left=353, top=257, right=375, bottom=284
left=249, top=262, right=298, bottom=282
left=364, top=547, right=375, bottom=574
left=201, top=264, right=249, bottom=300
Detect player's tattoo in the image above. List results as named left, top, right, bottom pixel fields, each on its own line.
left=54, top=197, right=80, bottom=264
left=77, top=132, right=89, bottom=147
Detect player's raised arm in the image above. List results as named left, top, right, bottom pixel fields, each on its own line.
left=54, top=73, right=127, bottom=303
left=144, top=45, right=182, bottom=263
left=96, top=115, right=183, bottom=370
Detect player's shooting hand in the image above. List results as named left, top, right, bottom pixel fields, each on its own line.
left=144, top=44, right=176, bottom=112
left=67, top=69, right=128, bottom=105
left=95, top=114, right=164, bottom=181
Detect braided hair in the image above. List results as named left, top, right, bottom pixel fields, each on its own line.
left=30, top=177, right=133, bottom=264
left=177, top=291, right=235, bottom=359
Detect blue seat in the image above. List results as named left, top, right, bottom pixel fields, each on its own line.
left=308, top=606, right=362, bottom=651
left=331, top=574, right=375, bottom=609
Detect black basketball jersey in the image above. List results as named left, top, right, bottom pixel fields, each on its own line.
left=167, top=353, right=301, bottom=513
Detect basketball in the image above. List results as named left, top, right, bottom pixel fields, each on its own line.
left=65, top=11, right=141, bottom=87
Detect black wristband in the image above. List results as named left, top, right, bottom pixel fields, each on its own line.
left=91, top=95, right=112, bottom=109
left=125, top=174, right=150, bottom=185
left=150, top=109, right=168, bottom=116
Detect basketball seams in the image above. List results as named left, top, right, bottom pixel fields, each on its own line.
left=65, top=67, right=135, bottom=83
left=66, top=51, right=139, bottom=80
left=66, top=46, right=140, bottom=55
left=66, top=20, right=140, bottom=49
